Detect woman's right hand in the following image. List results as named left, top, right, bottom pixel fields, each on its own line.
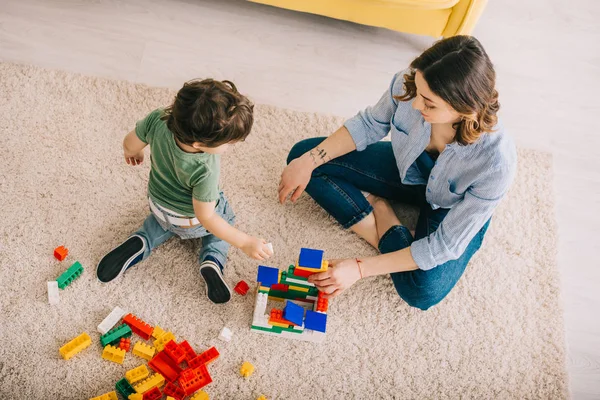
left=278, top=153, right=315, bottom=204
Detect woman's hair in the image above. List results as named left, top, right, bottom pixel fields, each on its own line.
left=396, top=35, right=499, bottom=145
left=161, top=79, right=254, bottom=147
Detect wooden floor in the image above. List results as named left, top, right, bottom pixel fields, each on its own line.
left=1, top=0, right=598, bottom=397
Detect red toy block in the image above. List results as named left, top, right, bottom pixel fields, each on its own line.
left=269, top=308, right=296, bottom=326
left=292, top=267, right=313, bottom=278
left=142, top=387, right=161, bottom=400
left=164, top=340, right=186, bottom=364
left=123, top=313, right=154, bottom=340
left=118, top=337, right=131, bottom=352
left=149, top=350, right=182, bottom=382
left=179, top=364, right=212, bottom=395
left=188, top=347, right=220, bottom=369
left=271, top=283, right=289, bottom=292
left=53, top=246, right=68, bottom=261
left=164, top=381, right=186, bottom=400
left=316, top=291, right=328, bottom=312
left=234, top=280, right=249, bottom=295
left=179, top=340, right=197, bottom=363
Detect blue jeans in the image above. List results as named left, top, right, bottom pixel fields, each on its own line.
left=287, top=138, right=490, bottom=310
left=134, top=192, right=235, bottom=269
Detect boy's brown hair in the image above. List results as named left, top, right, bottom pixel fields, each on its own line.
left=161, top=79, right=254, bottom=147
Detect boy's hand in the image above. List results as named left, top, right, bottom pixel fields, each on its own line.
left=125, top=151, right=144, bottom=166
left=241, top=237, right=274, bottom=261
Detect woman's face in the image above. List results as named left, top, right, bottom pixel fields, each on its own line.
left=412, top=70, right=461, bottom=124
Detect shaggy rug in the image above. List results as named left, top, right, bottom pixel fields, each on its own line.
left=0, top=63, right=569, bottom=399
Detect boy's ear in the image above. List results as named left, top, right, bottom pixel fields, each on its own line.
left=191, top=142, right=206, bottom=150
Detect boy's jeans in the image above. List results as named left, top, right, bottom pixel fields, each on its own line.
left=134, top=191, right=235, bottom=269
left=287, top=137, right=491, bottom=310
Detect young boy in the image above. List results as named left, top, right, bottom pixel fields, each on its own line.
left=96, top=79, right=272, bottom=304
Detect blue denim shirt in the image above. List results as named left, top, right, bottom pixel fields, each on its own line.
left=344, top=70, right=517, bottom=270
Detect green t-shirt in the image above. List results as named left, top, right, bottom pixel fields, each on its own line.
left=135, top=109, right=220, bottom=216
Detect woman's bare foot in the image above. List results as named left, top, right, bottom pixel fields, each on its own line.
left=368, top=195, right=405, bottom=240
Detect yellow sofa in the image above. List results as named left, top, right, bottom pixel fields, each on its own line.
left=248, top=0, right=487, bottom=38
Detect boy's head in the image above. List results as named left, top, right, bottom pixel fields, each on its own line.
left=162, top=79, right=254, bottom=154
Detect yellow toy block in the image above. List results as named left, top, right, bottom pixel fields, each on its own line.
left=151, top=325, right=165, bottom=339
left=259, top=285, right=270, bottom=292
left=153, top=331, right=175, bottom=352
left=295, top=260, right=328, bottom=274
left=60, top=332, right=91, bottom=360
left=287, top=285, right=309, bottom=293
left=267, top=319, right=290, bottom=328
left=90, top=391, right=118, bottom=400
left=132, top=341, right=155, bottom=361
left=190, top=391, right=209, bottom=400
left=125, top=364, right=149, bottom=384
left=240, top=361, right=255, bottom=378
left=128, top=394, right=143, bottom=400
left=257, top=396, right=267, bottom=400
left=166, top=397, right=176, bottom=400
left=133, top=373, right=165, bottom=394
left=102, top=344, right=126, bottom=364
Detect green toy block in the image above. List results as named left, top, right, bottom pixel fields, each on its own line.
left=116, top=378, right=135, bottom=398
left=100, top=324, right=132, bottom=347
left=56, top=261, right=84, bottom=289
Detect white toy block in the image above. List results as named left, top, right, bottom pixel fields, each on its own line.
left=47, top=281, right=59, bottom=305
left=284, top=276, right=315, bottom=287
left=218, top=327, right=233, bottom=342
left=266, top=243, right=274, bottom=254
left=97, top=306, right=126, bottom=334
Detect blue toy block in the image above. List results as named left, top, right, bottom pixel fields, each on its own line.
left=257, top=265, right=279, bottom=287
left=283, top=300, right=305, bottom=326
left=304, top=310, right=327, bottom=333
left=298, top=248, right=324, bottom=269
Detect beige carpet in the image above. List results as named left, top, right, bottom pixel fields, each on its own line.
left=0, top=62, right=568, bottom=399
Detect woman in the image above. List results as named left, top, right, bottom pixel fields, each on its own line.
left=278, top=35, right=516, bottom=310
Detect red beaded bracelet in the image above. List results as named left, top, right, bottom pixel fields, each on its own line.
left=356, top=258, right=364, bottom=279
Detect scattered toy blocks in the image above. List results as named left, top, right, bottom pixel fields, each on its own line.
left=100, top=324, right=132, bottom=347
left=240, top=361, right=255, bottom=378
left=304, top=310, right=327, bottom=333
left=154, top=331, right=176, bottom=352
left=164, top=381, right=186, bottom=400
left=218, top=327, right=233, bottom=342
left=53, top=245, right=68, bottom=261
left=149, top=350, right=182, bottom=382
left=256, top=265, right=279, bottom=287
left=164, top=340, right=186, bottom=364
left=190, top=391, right=209, bottom=400
left=123, top=313, right=154, bottom=340
left=179, top=364, right=212, bottom=395
left=188, top=346, right=219, bottom=368
left=126, top=364, right=150, bottom=384
left=152, top=325, right=166, bottom=339
left=234, top=280, right=249, bottom=295
left=133, top=341, right=156, bottom=361
left=298, top=248, right=324, bottom=269
left=59, top=332, right=91, bottom=360
left=56, top=261, right=84, bottom=289
left=142, top=387, right=161, bottom=400
left=116, top=378, right=136, bottom=399
left=134, top=373, right=165, bottom=394
left=283, top=301, right=305, bottom=326
left=98, top=306, right=127, bottom=334
left=178, top=340, right=197, bottom=362
left=90, top=391, right=118, bottom=400
left=102, top=344, right=126, bottom=364
left=47, top=281, right=59, bottom=305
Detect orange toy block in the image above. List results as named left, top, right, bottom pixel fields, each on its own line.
left=119, top=337, right=131, bottom=352
left=316, top=291, right=328, bottom=312
left=53, top=246, right=69, bottom=261
left=268, top=308, right=296, bottom=326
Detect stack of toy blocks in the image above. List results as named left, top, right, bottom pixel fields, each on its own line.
left=250, top=248, right=328, bottom=342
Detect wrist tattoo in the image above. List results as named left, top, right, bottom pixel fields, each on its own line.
left=309, top=146, right=331, bottom=166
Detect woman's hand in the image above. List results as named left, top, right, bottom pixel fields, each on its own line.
left=308, top=258, right=362, bottom=299
left=278, top=154, right=314, bottom=204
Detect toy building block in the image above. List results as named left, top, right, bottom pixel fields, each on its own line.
left=119, top=337, right=131, bottom=352
left=56, top=261, right=83, bottom=289
left=90, top=391, right=118, bottom=400
left=270, top=283, right=289, bottom=291
left=234, top=280, right=249, bottom=295
left=269, top=308, right=295, bottom=327
left=178, top=340, right=197, bottom=362
left=126, top=365, right=150, bottom=384
left=257, top=396, right=267, bottom=400
left=188, top=346, right=219, bottom=368
left=283, top=300, right=305, bottom=326
left=142, top=386, right=161, bottom=400
left=59, top=332, right=91, bottom=360
left=266, top=242, right=273, bottom=254
left=179, top=364, right=212, bottom=395
left=256, top=265, right=279, bottom=287
left=47, top=281, right=59, bottom=305
left=98, top=306, right=127, bottom=334
left=100, top=324, right=132, bottom=347
left=53, top=245, right=68, bottom=261
left=298, top=248, right=324, bottom=269
left=218, top=327, right=233, bottom=342
left=154, top=331, right=176, bottom=352
left=152, top=325, right=166, bottom=339
left=134, top=373, right=165, bottom=394
left=149, top=350, right=182, bottom=382
left=102, top=344, right=126, bottom=364
left=123, top=313, right=154, bottom=340
left=304, top=310, right=327, bottom=333
left=292, top=266, right=313, bottom=278
left=164, top=340, right=186, bottom=364
left=164, top=381, right=186, bottom=400
left=190, top=391, right=209, bottom=400
left=133, top=341, right=156, bottom=361
left=240, top=361, right=255, bottom=378
left=316, top=291, right=328, bottom=312
left=116, top=378, right=136, bottom=399
left=128, top=395, right=143, bottom=400
left=166, top=397, right=176, bottom=400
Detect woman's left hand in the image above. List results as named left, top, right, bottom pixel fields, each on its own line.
left=308, top=258, right=362, bottom=299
